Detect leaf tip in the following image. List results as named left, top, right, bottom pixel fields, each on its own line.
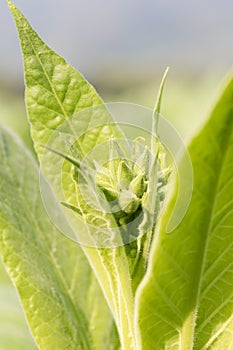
left=7, top=0, right=22, bottom=24
left=153, top=66, right=170, bottom=116
left=151, top=67, right=170, bottom=137
left=7, top=0, right=15, bottom=10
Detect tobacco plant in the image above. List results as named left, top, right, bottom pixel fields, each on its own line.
left=0, top=2, right=232, bottom=349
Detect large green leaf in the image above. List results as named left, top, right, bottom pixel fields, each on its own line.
left=6, top=1, right=121, bottom=158
left=0, top=125, right=119, bottom=349
left=137, top=74, right=233, bottom=349
left=8, top=2, right=139, bottom=349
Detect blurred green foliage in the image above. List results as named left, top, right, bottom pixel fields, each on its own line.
left=99, top=73, right=221, bottom=142
left=0, top=73, right=221, bottom=151
left=0, top=88, right=33, bottom=150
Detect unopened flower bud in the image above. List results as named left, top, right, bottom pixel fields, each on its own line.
left=117, top=160, right=133, bottom=189
left=118, top=190, right=140, bottom=214
left=129, top=173, right=147, bottom=198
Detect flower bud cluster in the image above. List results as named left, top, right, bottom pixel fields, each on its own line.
left=95, top=158, right=148, bottom=227
left=95, top=137, right=169, bottom=235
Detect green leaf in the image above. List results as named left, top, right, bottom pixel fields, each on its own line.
left=0, top=125, right=119, bottom=350
left=137, top=73, right=233, bottom=349
left=0, top=286, right=36, bottom=350
left=8, top=3, right=139, bottom=349
left=0, top=261, right=37, bottom=350
left=7, top=1, right=121, bottom=159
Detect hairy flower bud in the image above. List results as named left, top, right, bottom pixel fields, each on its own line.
left=118, top=190, right=140, bottom=214
left=117, top=160, right=133, bottom=189
left=129, top=173, right=147, bottom=198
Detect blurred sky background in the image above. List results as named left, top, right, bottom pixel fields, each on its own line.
left=0, top=1, right=232, bottom=347
left=1, top=0, right=233, bottom=82
left=0, top=0, right=233, bottom=144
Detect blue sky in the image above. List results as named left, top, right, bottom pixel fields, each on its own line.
left=1, top=0, right=233, bottom=83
